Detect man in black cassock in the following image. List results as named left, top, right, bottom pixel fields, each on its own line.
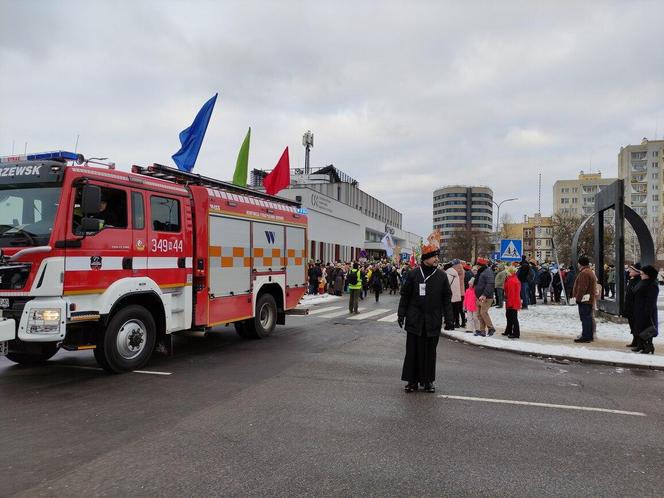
left=398, top=242, right=453, bottom=393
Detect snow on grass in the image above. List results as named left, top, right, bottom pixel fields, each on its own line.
left=444, top=329, right=664, bottom=369
left=487, top=303, right=663, bottom=342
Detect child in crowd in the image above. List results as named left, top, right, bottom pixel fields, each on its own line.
left=503, top=266, right=522, bottom=339
left=464, top=278, right=481, bottom=335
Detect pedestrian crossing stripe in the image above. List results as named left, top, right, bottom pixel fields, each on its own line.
left=307, top=305, right=342, bottom=315
left=320, top=308, right=365, bottom=318
left=348, top=308, right=391, bottom=320
left=293, top=305, right=399, bottom=322
left=378, top=312, right=399, bottom=322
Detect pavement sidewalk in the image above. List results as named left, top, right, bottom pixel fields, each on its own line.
left=442, top=323, right=664, bottom=371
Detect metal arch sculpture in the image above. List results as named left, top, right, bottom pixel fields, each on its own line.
left=571, top=213, right=594, bottom=271
left=624, top=205, right=655, bottom=264
left=570, top=180, right=655, bottom=315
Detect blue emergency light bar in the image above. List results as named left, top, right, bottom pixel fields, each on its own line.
left=0, top=150, right=83, bottom=164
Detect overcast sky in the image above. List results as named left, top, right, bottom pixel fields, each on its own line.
left=1, top=0, right=663, bottom=238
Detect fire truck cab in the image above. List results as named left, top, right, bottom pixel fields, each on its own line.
left=0, top=151, right=308, bottom=372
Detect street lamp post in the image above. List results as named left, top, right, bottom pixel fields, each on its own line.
left=493, top=197, right=518, bottom=234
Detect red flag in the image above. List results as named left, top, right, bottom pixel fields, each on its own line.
left=263, top=147, right=290, bottom=195
left=409, top=253, right=416, bottom=268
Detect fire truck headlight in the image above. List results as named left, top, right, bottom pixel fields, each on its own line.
left=28, top=308, right=61, bottom=334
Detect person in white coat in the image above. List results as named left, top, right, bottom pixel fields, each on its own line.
left=444, top=261, right=463, bottom=329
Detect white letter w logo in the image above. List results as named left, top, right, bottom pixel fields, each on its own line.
left=265, top=231, right=276, bottom=244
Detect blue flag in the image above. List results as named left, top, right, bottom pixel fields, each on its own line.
left=172, top=93, right=218, bottom=172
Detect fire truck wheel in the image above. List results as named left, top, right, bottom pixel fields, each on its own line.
left=97, top=305, right=156, bottom=373
left=6, top=342, right=59, bottom=366
left=252, top=293, right=278, bottom=338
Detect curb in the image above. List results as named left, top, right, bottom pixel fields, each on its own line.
left=440, top=331, right=664, bottom=372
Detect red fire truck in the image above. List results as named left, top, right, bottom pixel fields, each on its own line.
left=0, top=151, right=308, bottom=372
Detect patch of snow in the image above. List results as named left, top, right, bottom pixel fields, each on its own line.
left=298, top=293, right=343, bottom=307
left=484, top=303, right=663, bottom=342
left=444, top=329, right=664, bottom=369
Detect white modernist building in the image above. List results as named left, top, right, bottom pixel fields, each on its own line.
left=250, top=166, right=422, bottom=263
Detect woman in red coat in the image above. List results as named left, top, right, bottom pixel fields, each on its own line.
left=502, top=266, right=522, bottom=339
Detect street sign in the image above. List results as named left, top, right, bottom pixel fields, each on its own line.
left=499, top=239, right=523, bottom=262
left=490, top=251, right=501, bottom=261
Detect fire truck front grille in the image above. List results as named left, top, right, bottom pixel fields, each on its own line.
left=0, top=264, right=31, bottom=290
left=1, top=298, right=31, bottom=321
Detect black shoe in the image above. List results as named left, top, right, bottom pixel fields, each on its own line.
left=424, top=383, right=435, bottom=393
left=574, top=337, right=592, bottom=343
left=487, top=328, right=496, bottom=336
left=632, top=346, right=644, bottom=352
left=507, top=334, right=519, bottom=339
left=641, top=344, right=655, bottom=354
left=501, top=332, right=509, bottom=336
left=404, top=383, right=417, bottom=392
left=626, top=341, right=637, bottom=348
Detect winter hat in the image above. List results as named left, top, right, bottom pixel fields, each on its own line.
left=628, top=262, right=642, bottom=273
left=463, top=263, right=471, bottom=271
left=421, top=229, right=441, bottom=260
left=641, top=265, right=658, bottom=280
left=476, top=257, right=489, bottom=266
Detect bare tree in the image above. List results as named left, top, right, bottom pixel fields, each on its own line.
left=552, top=212, right=591, bottom=265
left=552, top=211, right=616, bottom=265
left=444, top=229, right=493, bottom=262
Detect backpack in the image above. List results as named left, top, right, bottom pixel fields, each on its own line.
left=347, top=270, right=358, bottom=286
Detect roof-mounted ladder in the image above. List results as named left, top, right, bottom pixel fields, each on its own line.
left=132, top=163, right=300, bottom=207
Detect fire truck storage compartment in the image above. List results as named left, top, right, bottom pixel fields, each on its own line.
left=252, top=222, right=285, bottom=272
left=285, top=226, right=306, bottom=287
left=208, top=215, right=251, bottom=297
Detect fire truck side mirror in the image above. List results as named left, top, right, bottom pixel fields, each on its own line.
left=81, top=185, right=101, bottom=216
left=80, top=217, right=101, bottom=233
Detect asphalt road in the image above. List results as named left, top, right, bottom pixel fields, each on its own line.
left=2, top=293, right=663, bottom=497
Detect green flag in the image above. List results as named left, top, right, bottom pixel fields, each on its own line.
left=233, top=127, right=251, bottom=186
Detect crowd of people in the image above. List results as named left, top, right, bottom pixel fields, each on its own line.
left=307, top=230, right=661, bottom=393
left=307, top=252, right=661, bottom=354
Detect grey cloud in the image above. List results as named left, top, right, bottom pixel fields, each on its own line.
left=1, top=0, right=663, bottom=239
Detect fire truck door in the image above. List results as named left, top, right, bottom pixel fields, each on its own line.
left=146, top=194, right=187, bottom=289
left=65, top=185, right=133, bottom=295
left=130, top=191, right=148, bottom=278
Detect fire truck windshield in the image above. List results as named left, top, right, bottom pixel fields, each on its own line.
left=0, top=187, right=61, bottom=247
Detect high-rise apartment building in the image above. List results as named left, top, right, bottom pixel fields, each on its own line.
left=618, top=138, right=664, bottom=256
left=432, top=186, right=493, bottom=242
left=503, top=214, right=554, bottom=262
left=553, top=172, right=617, bottom=217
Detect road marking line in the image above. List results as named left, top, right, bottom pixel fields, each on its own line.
left=320, top=308, right=364, bottom=318
left=133, top=370, right=173, bottom=376
left=348, top=308, right=391, bottom=320
left=438, top=395, right=646, bottom=417
left=308, top=306, right=343, bottom=315
left=52, top=364, right=172, bottom=376
left=378, top=312, right=399, bottom=322
left=53, top=364, right=103, bottom=372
